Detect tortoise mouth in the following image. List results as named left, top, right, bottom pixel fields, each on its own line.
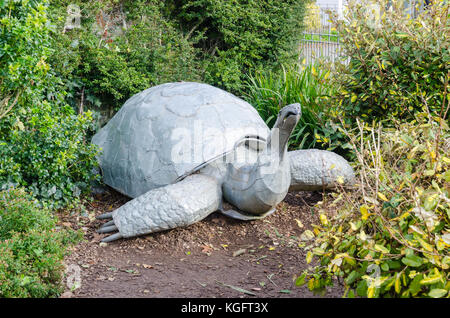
left=279, top=104, right=301, bottom=128
left=281, top=113, right=300, bottom=128
left=284, top=110, right=300, bottom=118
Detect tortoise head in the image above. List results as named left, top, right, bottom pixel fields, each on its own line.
left=267, top=103, right=301, bottom=161
left=222, top=103, right=301, bottom=215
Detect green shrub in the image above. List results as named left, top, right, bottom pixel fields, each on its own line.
left=162, top=0, right=309, bottom=93
left=48, top=0, right=202, bottom=110
left=49, top=0, right=308, bottom=109
left=0, top=0, right=99, bottom=207
left=245, top=62, right=351, bottom=155
left=297, top=109, right=450, bottom=298
left=0, top=189, right=81, bottom=297
left=0, top=105, right=99, bottom=208
left=331, top=0, right=449, bottom=120
left=0, top=0, right=52, bottom=119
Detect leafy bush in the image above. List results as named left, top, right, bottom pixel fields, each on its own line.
left=0, top=105, right=99, bottom=208
left=48, top=0, right=202, bottom=110
left=0, top=0, right=99, bottom=207
left=304, top=2, right=322, bottom=31
left=48, top=0, right=308, bottom=109
left=297, top=109, right=450, bottom=298
left=331, top=0, right=449, bottom=120
left=0, top=189, right=81, bottom=297
left=161, top=0, right=309, bottom=93
left=0, top=0, right=51, bottom=119
left=245, top=62, right=351, bottom=155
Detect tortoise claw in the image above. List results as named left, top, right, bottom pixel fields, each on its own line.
left=101, top=233, right=123, bottom=243
left=97, top=225, right=118, bottom=233
left=100, top=220, right=115, bottom=228
left=96, top=212, right=113, bottom=220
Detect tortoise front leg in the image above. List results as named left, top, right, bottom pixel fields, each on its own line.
left=96, top=174, right=222, bottom=242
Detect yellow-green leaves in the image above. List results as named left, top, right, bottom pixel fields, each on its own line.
left=377, top=192, right=389, bottom=202
left=428, top=289, right=448, bottom=298
left=420, top=269, right=445, bottom=285
left=374, top=244, right=390, bottom=254
left=306, top=251, right=313, bottom=264
left=319, top=214, right=329, bottom=226
left=302, top=105, right=449, bottom=298
left=300, top=230, right=315, bottom=241
left=401, top=255, right=423, bottom=267
left=360, top=204, right=370, bottom=220
left=332, top=0, right=448, bottom=120
left=367, top=282, right=377, bottom=298
left=336, top=176, right=345, bottom=184
left=394, top=274, right=402, bottom=293
left=300, top=1, right=449, bottom=297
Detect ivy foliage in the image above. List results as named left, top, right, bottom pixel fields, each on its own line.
left=0, top=0, right=51, bottom=119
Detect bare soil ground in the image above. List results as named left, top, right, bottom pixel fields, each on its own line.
left=58, top=189, right=345, bottom=298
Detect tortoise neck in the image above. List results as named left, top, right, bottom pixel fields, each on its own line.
left=266, top=125, right=291, bottom=163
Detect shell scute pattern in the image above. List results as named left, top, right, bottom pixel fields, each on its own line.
left=92, top=82, right=269, bottom=198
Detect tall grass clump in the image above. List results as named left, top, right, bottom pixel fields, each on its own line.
left=245, top=63, right=348, bottom=153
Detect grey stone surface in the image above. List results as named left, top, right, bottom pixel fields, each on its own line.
left=112, top=174, right=221, bottom=238
left=93, top=82, right=355, bottom=242
left=289, top=149, right=355, bottom=191
left=92, top=82, right=269, bottom=198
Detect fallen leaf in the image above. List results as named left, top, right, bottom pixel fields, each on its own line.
left=294, top=219, right=304, bottom=228
left=200, top=244, right=214, bottom=254
left=233, top=248, right=246, bottom=257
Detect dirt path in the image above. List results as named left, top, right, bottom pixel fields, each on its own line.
left=59, top=190, right=345, bottom=298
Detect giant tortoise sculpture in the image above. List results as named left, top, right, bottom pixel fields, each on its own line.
left=93, top=82, right=354, bottom=242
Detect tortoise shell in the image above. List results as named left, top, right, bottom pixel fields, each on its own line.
left=92, top=82, right=269, bottom=198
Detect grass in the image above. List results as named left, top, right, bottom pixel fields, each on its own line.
left=244, top=62, right=336, bottom=150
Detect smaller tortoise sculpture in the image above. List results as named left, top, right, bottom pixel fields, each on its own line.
left=93, top=82, right=354, bottom=242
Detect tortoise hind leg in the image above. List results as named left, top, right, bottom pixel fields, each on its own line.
left=96, top=174, right=222, bottom=242
left=288, top=149, right=355, bottom=191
